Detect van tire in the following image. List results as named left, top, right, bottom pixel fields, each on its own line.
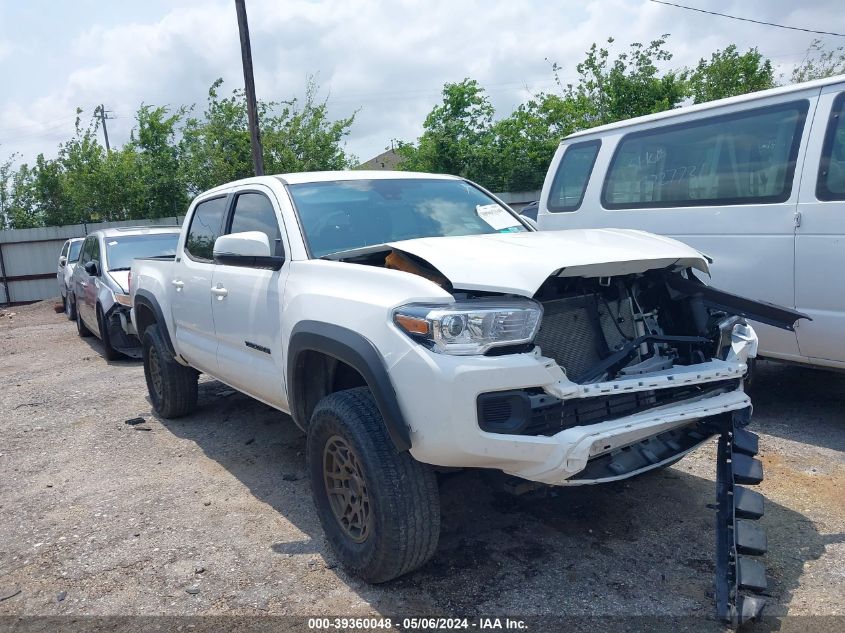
left=142, top=324, right=198, bottom=418
left=307, top=387, right=440, bottom=583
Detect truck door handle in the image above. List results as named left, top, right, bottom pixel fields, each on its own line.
left=171, top=279, right=184, bottom=291
left=211, top=285, right=228, bottom=300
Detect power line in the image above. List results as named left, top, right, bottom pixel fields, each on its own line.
left=648, top=1, right=845, bottom=38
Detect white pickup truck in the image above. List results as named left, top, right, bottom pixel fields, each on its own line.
left=130, top=171, right=804, bottom=625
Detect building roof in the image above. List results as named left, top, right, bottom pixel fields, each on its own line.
left=358, top=148, right=403, bottom=170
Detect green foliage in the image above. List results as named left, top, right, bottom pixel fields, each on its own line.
left=399, top=36, right=688, bottom=191
left=792, top=39, right=845, bottom=83
left=0, top=78, right=357, bottom=228
left=687, top=45, right=775, bottom=104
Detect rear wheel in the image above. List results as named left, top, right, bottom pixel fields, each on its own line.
left=97, top=305, right=123, bottom=361
left=307, top=387, right=440, bottom=583
left=142, top=324, right=198, bottom=418
left=76, top=301, right=92, bottom=337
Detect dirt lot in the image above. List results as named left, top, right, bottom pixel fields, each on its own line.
left=1, top=301, right=843, bottom=630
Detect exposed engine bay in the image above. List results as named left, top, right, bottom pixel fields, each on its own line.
left=531, top=269, right=750, bottom=384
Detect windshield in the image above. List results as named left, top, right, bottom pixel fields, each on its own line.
left=68, top=241, right=83, bottom=262
left=104, top=233, right=179, bottom=271
left=287, top=178, right=528, bottom=258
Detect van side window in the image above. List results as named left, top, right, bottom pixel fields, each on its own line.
left=602, top=100, right=809, bottom=209
left=548, top=140, right=601, bottom=212
left=228, top=192, right=284, bottom=257
left=60, top=242, right=69, bottom=258
left=817, top=92, right=845, bottom=201
left=185, top=196, right=228, bottom=262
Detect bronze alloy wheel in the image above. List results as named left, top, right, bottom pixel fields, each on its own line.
left=323, top=435, right=371, bottom=543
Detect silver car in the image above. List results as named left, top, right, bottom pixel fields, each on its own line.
left=57, top=238, right=84, bottom=320
left=69, top=227, right=180, bottom=360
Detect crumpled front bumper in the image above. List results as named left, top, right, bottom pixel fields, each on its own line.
left=399, top=321, right=758, bottom=485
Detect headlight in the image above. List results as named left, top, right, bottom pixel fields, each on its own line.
left=393, top=299, right=543, bottom=355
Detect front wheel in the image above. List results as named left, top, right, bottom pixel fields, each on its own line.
left=142, top=324, right=198, bottom=418
left=307, top=387, right=440, bottom=583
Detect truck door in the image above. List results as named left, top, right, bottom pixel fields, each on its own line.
left=172, top=195, right=228, bottom=373
left=210, top=187, right=290, bottom=407
left=794, top=87, right=845, bottom=363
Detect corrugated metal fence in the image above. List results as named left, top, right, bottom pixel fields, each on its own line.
left=0, top=217, right=183, bottom=305
left=0, top=189, right=540, bottom=305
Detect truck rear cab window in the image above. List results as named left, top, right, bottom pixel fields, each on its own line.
left=817, top=92, right=845, bottom=201
left=547, top=140, right=601, bottom=212
left=602, top=100, right=809, bottom=209
left=185, top=196, right=228, bottom=261
left=228, top=192, right=284, bottom=257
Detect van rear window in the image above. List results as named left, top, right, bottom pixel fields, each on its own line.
left=602, top=100, right=809, bottom=209
left=547, top=140, right=601, bottom=212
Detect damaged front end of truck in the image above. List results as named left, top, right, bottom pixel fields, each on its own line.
left=334, top=229, right=806, bottom=627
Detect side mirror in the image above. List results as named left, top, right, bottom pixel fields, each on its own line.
left=84, top=260, right=100, bottom=276
left=59, top=256, right=67, bottom=267
left=214, top=231, right=284, bottom=271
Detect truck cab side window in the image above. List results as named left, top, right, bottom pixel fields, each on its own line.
left=817, top=92, right=845, bottom=201
left=228, top=192, right=284, bottom=257
left=185, top=197, right=228, bottom=261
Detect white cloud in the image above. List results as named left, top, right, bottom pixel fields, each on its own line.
left=1, top=0, right=843, bottom=166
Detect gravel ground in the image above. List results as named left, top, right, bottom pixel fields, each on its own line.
left=0, top=301, right=843, bottom=631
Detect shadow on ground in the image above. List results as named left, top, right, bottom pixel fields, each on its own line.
left=750, top=360, right=845, bottom=452
left=153, top=377, right=843, bottom=628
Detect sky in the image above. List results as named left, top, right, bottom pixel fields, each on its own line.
left=0, top=0, right=843, bottom=167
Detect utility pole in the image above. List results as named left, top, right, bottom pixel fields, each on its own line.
left=96, top=104, right=113, bottom=152
left=235, top=0, right=265, bottom=176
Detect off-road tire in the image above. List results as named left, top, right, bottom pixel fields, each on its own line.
left=307, top=387, right=440, bottom=583
left=97, top=305, right=123, bottom=361
left=65, top=292, right=76, bottom=321
left=142, top=324, right=198, bottom=418
left=76, top=300, right=92, bottom=337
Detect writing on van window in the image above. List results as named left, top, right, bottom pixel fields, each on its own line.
left=602, top=101, right=809, bottom=209
left=817, top=92, right=845, bottom=201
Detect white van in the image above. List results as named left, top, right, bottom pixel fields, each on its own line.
left=537, top=74, right=845, bottom=371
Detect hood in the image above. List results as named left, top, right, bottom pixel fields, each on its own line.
left=387, top=229, right=709, bottom=296
left=107, top=270, right=129, bottom=293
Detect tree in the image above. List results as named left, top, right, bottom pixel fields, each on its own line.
left=792, top=39, right=845, bottom=83
left=687, top=45, right=774, bottom=104
left=181, top=77, right=357, bottom=195
left=396, top=78, right=494, bottom=182
left=559, top=35, right=686, bottom=127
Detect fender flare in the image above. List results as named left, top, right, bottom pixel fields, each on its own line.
left=133, top=289, right=176, bottom=355
left=288, top=320, right=412, bottom=452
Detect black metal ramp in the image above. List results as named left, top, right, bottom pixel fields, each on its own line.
left=714, top=408, right=768, bottom=628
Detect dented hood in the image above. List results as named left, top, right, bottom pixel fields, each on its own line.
left=387, top=229, right=709, bottom=296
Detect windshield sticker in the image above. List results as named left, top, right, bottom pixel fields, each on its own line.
left=475, top=204, right=522, bottom=231
left=108, top=240, right=118, bottom=246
